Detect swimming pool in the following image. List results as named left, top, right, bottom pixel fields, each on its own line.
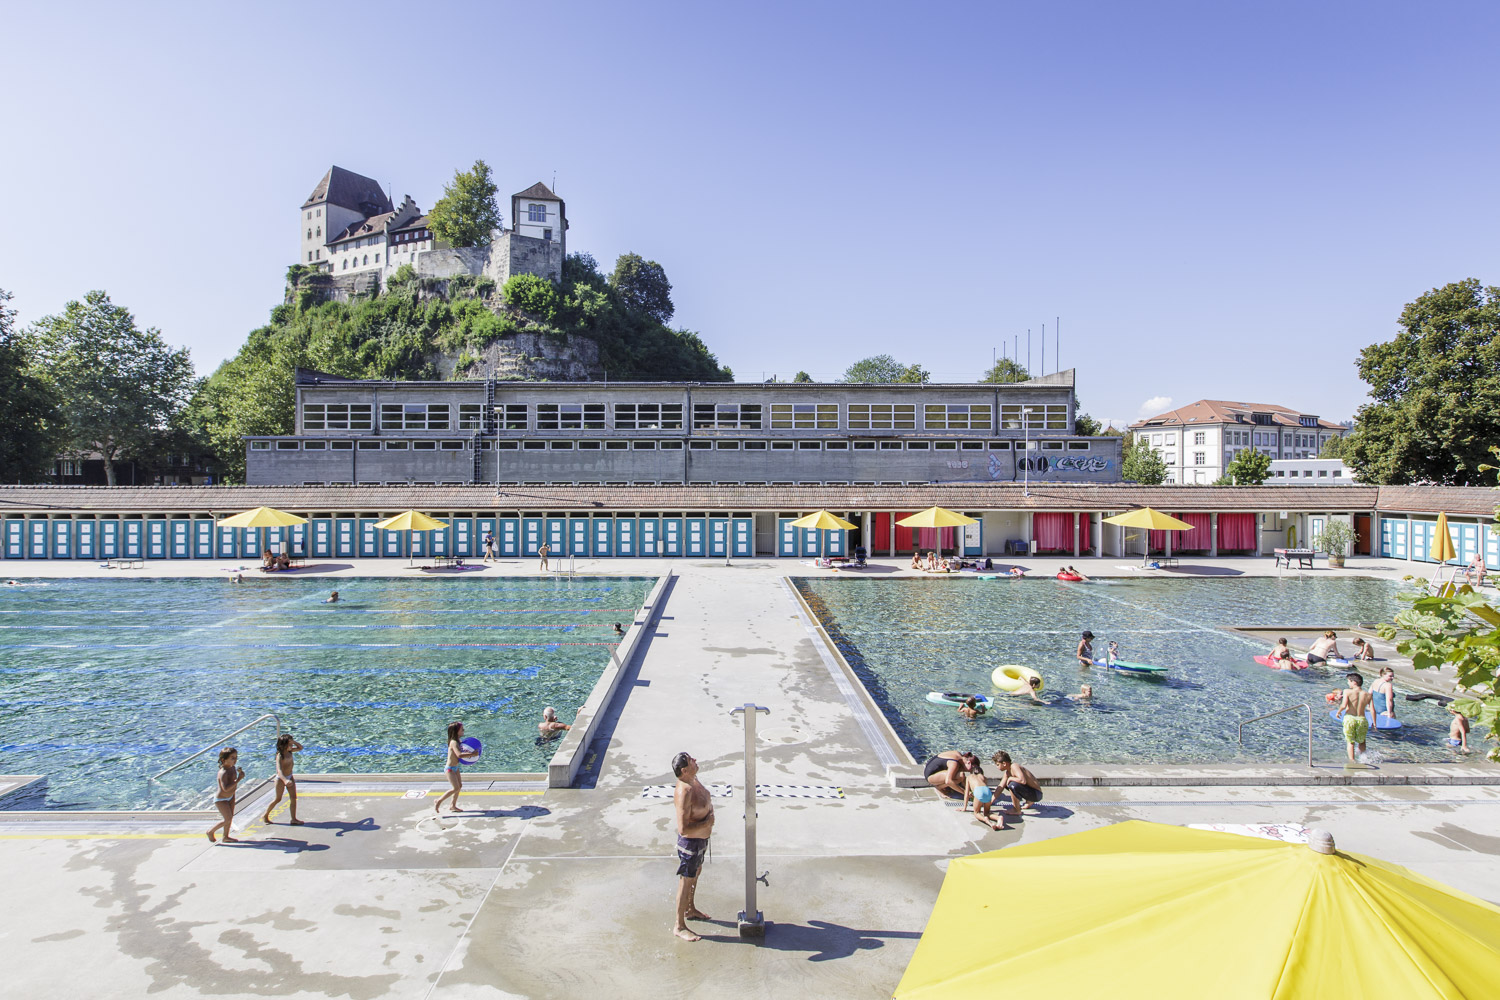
left=0, top=576, right=655, bottom=810
left=794, top=576, right=1469, bottom=766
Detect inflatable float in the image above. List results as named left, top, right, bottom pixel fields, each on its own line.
left=927, top=692, right=993, bottom=710
left=1254, top=654, right=1308, bottom=671
left=1056, top=572, right=1084, bottom=582
left=992, top=664, right=1043, bottom=693
left=1093, top=658, right=1168, bottom=676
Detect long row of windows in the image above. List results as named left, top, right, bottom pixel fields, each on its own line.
left=305, top=400, right=1072, bottom=433
left=259, top=438, right=1098, bottom=453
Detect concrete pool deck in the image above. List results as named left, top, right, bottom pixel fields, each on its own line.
left=3, top=557, right=1497, bottom=999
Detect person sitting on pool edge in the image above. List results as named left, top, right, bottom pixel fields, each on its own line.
left=1007, top=565, right=1025, bottom=578
left=1076, top=631, right=1095, bottom=668
left=958, top=696, right=985, bottom=720
left=923, top=750, right=978, bottom=798
left=261, top=548, right=277, bottom=572
left=909, top=551, right=924, bottom=570
left=539, top=707, right=571, bottom=735
left=991, top=751, right=1043, bottom=814
left=1350, top=637, right=1375, bottom=661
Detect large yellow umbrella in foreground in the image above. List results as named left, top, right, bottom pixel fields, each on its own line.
left=1104, top=506, right=1195, bottom=564
left=374, top=510, right=449, bottom=566
left=897, top=506, right=978, bottom=564
left=215, top=507, right=308, bottom=528
left=788, top=510, right=858, bottom=531
left=896, top=821, right=1500, bottom=999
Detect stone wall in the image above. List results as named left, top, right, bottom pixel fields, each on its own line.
left=485, top=232, right=564, bottom=286
left=321, top=270, right=381, bottom=302
left=434, top=331, right=604, bottom=381
left=413, top=246, right=487, bottom=280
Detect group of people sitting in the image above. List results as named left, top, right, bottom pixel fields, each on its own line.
left=923, top=749, right=1042, bottom=831
left=908, top=551, right=997, bottom=573
left=260, top=548, right=293, bottom=572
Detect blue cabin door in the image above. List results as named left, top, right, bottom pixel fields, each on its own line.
left=732, top=519, right=753, bottom=557
left=522, top=518, right=543, bottom=557
left=547, top=518, right=568, bottom=556
left=335, top=519, right=356, bottom=557
left=194, top=520, right=214, bottom=558
left=592, top=518, right=613, bottom=556
left=100, top=520, right=121, bottom=559
left=311, top=519, right=332, bottom=558
left=51, top=520, right=72, bottom=559
left=778, top=519, right=798, bottom=557
left=453, top=518, right=473, bottom=556
left=639, top=519, right=659, bottom=556
left=615, top=518, right=636, bottom=557
left=27, top=520, right=48, bottom=559
left=498, top=518, right=520, bottom=557
left=170, top=520, right=191, bottom=558
left=685, top=518, right=706, bottom=557
left=359, top=520, right=380, bottom=557
left=122, top=520, right=144, bottom=559
left=708, top=518, right=729, bottom=557
left=661, top=519, right=683, bottom=557
left=3, top=520, right=22, bottom=559
left=77, top=520, right=97, bottom=560
left=823, top=529, right=846, bottom=557
left=569, top=518, right=589, bottom=556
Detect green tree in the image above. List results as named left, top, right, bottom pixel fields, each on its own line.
left=981, top=358, right=1030, bottom=383
left=609, top=253, right=674, bottom=324
left=428, top=160, right=502, bottom=248
left=843, top=354, right=929, bottom=383
left=1221, top=449, right=1272, bottom=485
left=502, top=273, right=560, bottom=321
left=1120, top=435, right=1168, bottom=485
left=28, top=291, right=196, bottom=486
left=793, top=371, right=812, bottom=383
left=1344, top=279, right=1500, bottom=485
left=1320, top=433, right=1348, bottom=459
left=0, top=288, right=63, bottom=482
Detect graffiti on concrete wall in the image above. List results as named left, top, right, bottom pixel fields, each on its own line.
left=987, top=452, right=1114, bottom=481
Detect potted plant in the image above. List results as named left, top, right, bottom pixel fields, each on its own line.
left=1314, top=520, right=1355, bottom=568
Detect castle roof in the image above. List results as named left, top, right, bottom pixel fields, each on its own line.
left=304, top=166, right=394, bottom=216
left=513, top=182, right=560, bottom=201
left=390, top=214, right=431, bottom=234
left=329, top=210, right=397, bottom=245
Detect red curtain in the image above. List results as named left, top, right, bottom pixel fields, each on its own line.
left=892, top=512, right=916, bottom=553
left=1218, top=512, right=1256, bottom=552
left=1079, top=515, right=1092, bottom=553
left=1034, top=513, right=1073, bottom=553
left=1147, top=529, right=1165, bottom=553
left=917, top=527, right=956, bottom=550
left=1176, top=512, right=1211, bottom=551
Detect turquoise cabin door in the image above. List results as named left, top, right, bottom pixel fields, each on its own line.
left=639, top=518, right=659, bottom=556
left=522, top=518, right=543, bottom=557
left=592, top=518, right=613, bottom=556
left=1487, top=524, right=1500, bottom=571
left=778, top=519, right=798, bottom=557
left=547, top=518, right=568, bottom=555
left=453, top=518, right=473, bottom=556
left=708, top=518, right=729, bottom=557
left=498, top=518, right=519, bottom=556
left=732, top=519, right=752, bottom=557
left=170, top=520, right=190, bottom=558
left=28, top=520, right=48, bottom=559
left=383, top=528, right=404, bottom=558
left=963, top=518, right=983, bottom=556
left=100, top=520, right=121, bottom=559
left=122, top=520, right=144, bottom=558
left=241, top=527, right=262, bottom=559
left=51, top=520, right=72, bottom=559
left=359, top=520, right=380, bottom=557
left=615, top=518, right=636, bottom=556
left=475, top=518, right=497, bottom=556
left=3, top=520, right=22, bottom=559
left=216, top=525, right=237, bottom=558
left=800, top=526, right=821, bottom=558
left=77, top=520, right=97, bottom=560
left=429, top=521, right=449, bottom=556
left=823, top=528, right=846, bottom=557
left=311, top=519, right=332, bottom=558
left=335, top=519, right=356, bottom=557
left=569, top=518, right=589, bottom=556
left=409, top=530, right=428, bottom=558
left=1455, top=523, right=1478, bottom=565
left=289, top=523, right=308, bottom=557
left=685, top=518, right=706, bottom=557
left=661, top=519, right=683, bottom=556
left=193, top=520, right=213, bottom=558
left=1410, top=520, right=1431, bottom=562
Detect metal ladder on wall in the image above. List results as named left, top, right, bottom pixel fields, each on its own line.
left=1237, top=704, right=1313, bottom=767
left=473, top=378, right=497, bottom=483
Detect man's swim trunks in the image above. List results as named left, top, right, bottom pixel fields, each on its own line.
left=1343, top=713, right=1369, bottom=744
left=1007, top=781, right=1042, bottom=803
left=676, top=835, right=709, bottom=878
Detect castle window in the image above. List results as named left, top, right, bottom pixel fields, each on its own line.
left=543, top=229, right=553, bottom=241
left=770, top=403, right=838, bottom=429
left=342, top=260, right=348, bottom=269
left=614, top=403, right=683, bottom=430
left=528, top=203, right=547, bottom=222
left=306, top=211, right=311, bottom=219
left=307, top=229, right=312, bottom=239
left=316, top=226, right=321, bottom=237
left=924, top=403, right=992, bottom=431
left=375, top=253, right=380, bottom=262
left=307, top=252, right=313, bottom=262
left=316, top=209, right=321, bottom=217
left=316, top=249, right=321, bottom=259
left=692, top=403, right=762, bottom=430
left=363, top=255, right=368, bottom=265
left=847, top=403, right=916, bottom=430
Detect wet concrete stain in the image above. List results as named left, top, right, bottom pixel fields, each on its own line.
left=1415, top=823, right=1500, bottom=855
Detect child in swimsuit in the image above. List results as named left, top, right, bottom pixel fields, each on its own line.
left=207, top=747, right=244, bottom=844
left=1268, top=638, right=1293, bottom=663
left=957, top=696, right=985, bottom=720
left=958, top=767, right=1003, bottom=830
left=262, top=733, right=305, bottom=825
left=1448, top=708, right=1470, bottom=752
left=433, top=722, right=477, bottom=815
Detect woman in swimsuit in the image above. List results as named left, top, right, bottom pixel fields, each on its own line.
left=923, top=750, right=977, bottom=797
left=433, top=722, right=477, bottom=815
left=206, top=747, right=244, bottom=844
left=1306, top=631, right=1341, bottom=666
left=261, top=733, right=305, bottom=825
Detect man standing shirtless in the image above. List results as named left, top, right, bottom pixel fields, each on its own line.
left=672, top=751, right=714, bottom=942
left=1333, top=672, right=1373, bottom=762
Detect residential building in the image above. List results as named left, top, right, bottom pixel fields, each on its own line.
left=1268, top=458, right=1355, bottom=484
left=1129, top=400, right=1348, bottom=484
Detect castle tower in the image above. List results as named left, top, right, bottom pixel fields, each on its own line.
left=511, top=182, right=567, bottom=258
left=300, top=166, right=393, bottom=268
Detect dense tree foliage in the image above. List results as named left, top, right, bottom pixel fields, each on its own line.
left=28, top=291, right=196, bottom=486
left=428, top=160, right=502, bottom=248
left=1120, top=435, right=1167, bottom=484
left=609, top=253, right=674, bottom=324
left=981, top=358, right=1029, bottom=383
left=0, top=288, right=64, bottom=483
left=843, top=354, right=930, bottom=383
left=793, top=371, right=812, bottom=383
left=1215, top=449, right=1272, bottom=485
left=1344, top=279, right=1500, bottom=485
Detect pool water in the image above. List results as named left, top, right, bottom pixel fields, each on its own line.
left=794, top=576, right=1469, bottom=766
left=0, top=576, right=655, bottom=810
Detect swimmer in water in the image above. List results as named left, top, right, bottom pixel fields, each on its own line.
left=957, top=696, right=985, bottom=719
left=1076, top=631, right=1094, bottom=668
left=1007, top=675, right=1045, bottom=703
left=1066, top=684, right=1093, bottom=702
left=613, top=622, right=626, bottom=638
left=539, top=706, right=571, bottom=734
left=325, top=590, right=339, bottom=604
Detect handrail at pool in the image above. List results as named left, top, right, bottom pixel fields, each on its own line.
left=148, top=713, right=283, bottom=783
left=1237, top=703, right=1312, bottom=767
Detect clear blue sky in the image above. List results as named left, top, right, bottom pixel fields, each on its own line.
left=3, top=2, right=1497, bottom=429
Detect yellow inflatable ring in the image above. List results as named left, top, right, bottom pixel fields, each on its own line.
left=992, top=664, right=1043, bottom=693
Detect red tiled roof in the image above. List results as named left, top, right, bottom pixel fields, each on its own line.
left=1131, top=400, right=1344, bottom=431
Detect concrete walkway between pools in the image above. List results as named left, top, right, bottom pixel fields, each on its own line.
left=5, top=560, right=1500, bottom=1000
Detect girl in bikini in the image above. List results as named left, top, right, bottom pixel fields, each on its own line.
left=207, top=747, right=244, bottom=844
left=261, top=732, right=305, bottom=825
left=433, top=721, right=477, bottom=815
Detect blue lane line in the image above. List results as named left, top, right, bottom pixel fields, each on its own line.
left=0, top=664, right=545, bottom=678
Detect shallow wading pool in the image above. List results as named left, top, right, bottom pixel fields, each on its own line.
left=0, top=576, right=655, bottom=810
left=794, top=576, right=1470, bottom=766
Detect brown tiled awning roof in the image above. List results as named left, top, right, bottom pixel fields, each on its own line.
left=1371, top=486, right=1498, bottom=517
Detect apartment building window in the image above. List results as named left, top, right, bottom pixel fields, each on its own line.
left=528, top=203, right=547, bottom=222
left=1165, top=452, right=1176, bottom=463
left=999, top=404, right=1066, bottom=430
left=458, top=403, right=484, bottom=430
left=381, top=403, right=451, bottom=430
left=1194, top=451, right=1205, bottom=466
left=693, top=402, right=762, bottom=430
left=924, top=403, right=992, bottom=430
left=307, top=229, right=312, bottom=239
left=536, top=403, right=606, bottom=430
left=846, top=403, right=915, bottom=430
left=303, top=403, right=373, bottom=431
left=1193, top=431, right=1205, bottom=445
left=499, top=404, right=528, bottom=430
left=770, top=403, right=838, bottom=429
left=613, top=403, right=683, bottom=430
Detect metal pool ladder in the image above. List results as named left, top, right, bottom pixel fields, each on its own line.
left=148, top=713, right=284, bottom=786
left=1237, top=704, right=1313, bottom=767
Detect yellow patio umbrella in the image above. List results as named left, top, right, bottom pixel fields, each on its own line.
left=895, top=820, right=1500, bottom=1000
left=1104, top=507, right=1195, bottom=564
left=788, top=510, right=858, bottom=531
left=1430, top=512, right=1458, bottom=564
left=897, top=506, right=978, bottom=563
left=374, top=510, right=449, bottom=566
left=215, top=507, right=308, bottom=528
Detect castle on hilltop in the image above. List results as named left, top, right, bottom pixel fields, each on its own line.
left=298, top=166, right=568, bottom=297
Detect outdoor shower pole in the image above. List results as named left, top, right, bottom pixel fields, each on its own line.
left=730, top=703, right=770, bottom=938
